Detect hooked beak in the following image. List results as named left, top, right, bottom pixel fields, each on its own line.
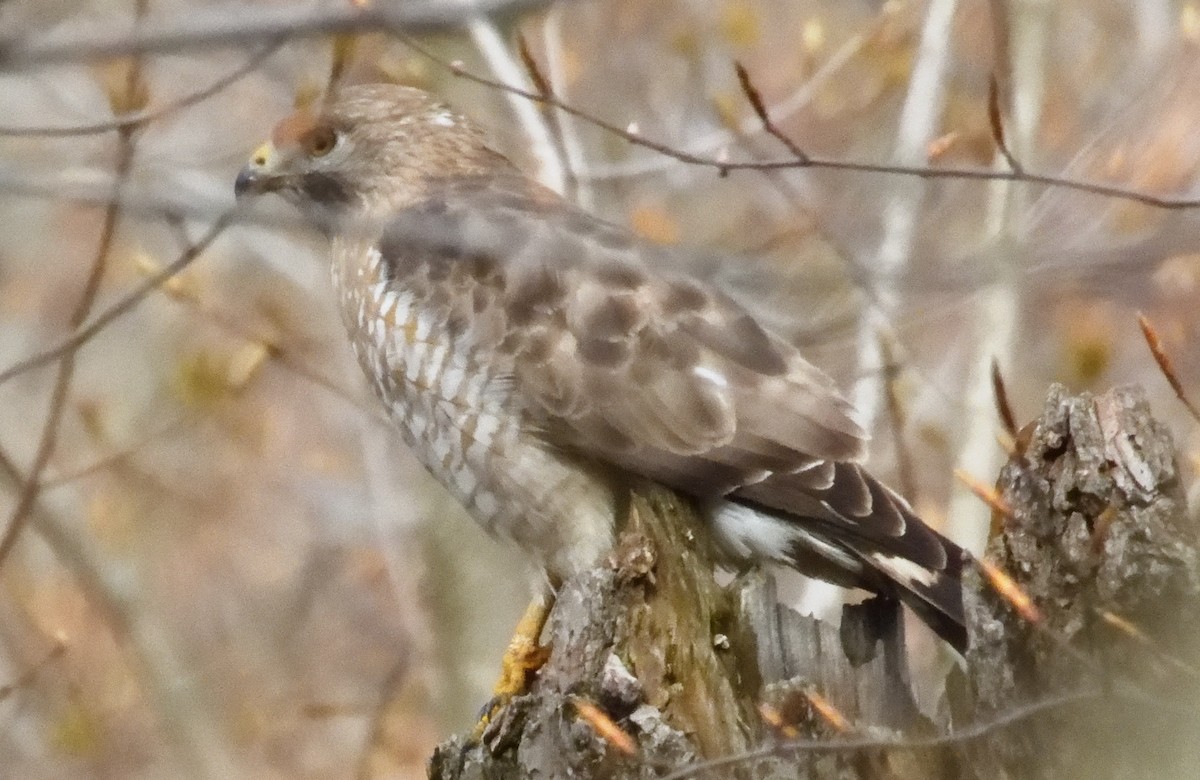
left=234, top=142, right=280, bottom=199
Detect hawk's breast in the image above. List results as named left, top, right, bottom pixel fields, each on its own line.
left=330, top=236, right=617, bottom=578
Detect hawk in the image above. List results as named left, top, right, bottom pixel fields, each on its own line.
left=235, top=84, right=966, bottom=695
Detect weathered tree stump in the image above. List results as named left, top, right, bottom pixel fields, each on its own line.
left=429, top=385, right=1200, bottom=779
left=950, top=384, right=1200, bottom=779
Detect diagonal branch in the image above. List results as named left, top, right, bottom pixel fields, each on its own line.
left=0, top=40, right=282, bottom=137
left=0, top=215, right=231, bottom=391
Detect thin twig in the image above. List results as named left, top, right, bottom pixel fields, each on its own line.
left=0, top=215, right=231, bottom=390
left=537, top=8, right=591, bottom=206
left=1096, top=609, right=1200, bottom=680
left=0, top=0, right=151, bottom=570
left=880, top=333, right=917, bottom=501
left=0, top=41, right=282, bottom=137
left=990, top=358, right=1019, bottom=437
left=1, top=9, right=1197, bottom=211
left=572, top=697, right=638, bottom=756
left=2, top=43, right=1198, bottom=218
left=517, top=33, right=553, bottom=99
left=0, top=639, right=67, bottom=703
left=987, top=73, right=1023, bottom=173
left=354, top=652, right=412, bottom=780
left=976, top=557, right=1043, bottom=624
left=733, top=62, right=809, bottom=162
left=515, top=32, right=575, bottom=202
left=41, top=414, right=191, bottom=489
left=1138, top=312, right=1200, bottom=424
left=396, top=38, right=1200, bottom=210
left=954, top=467, right=1014, bottom=520
left=466, top=16, right=565, bottom=193
left=658, top=687, right=1102, bottom=779
left=573, top=9, right=881, bottom=184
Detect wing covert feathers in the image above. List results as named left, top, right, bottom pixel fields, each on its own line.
left=376, top=173, right=965, bottom=649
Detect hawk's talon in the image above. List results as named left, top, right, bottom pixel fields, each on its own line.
left=470, top=597, right=554, bottom=741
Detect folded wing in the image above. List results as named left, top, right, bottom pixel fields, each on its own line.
left=378, top=173, right=965, bottom=648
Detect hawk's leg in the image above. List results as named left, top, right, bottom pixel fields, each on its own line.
left=493, top=595, right=554, bottom=699
left=474, top=595, right=553, bottom=736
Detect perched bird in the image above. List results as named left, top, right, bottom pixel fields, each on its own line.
left=235, top=84, right=966, bottom=696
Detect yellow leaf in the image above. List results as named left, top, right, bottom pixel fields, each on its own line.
left=53, top=699, right=105, bottom=757
left=1056, top=299, right=1114, bottom=386
left=1184, top=4, right=1200, bottom=43
left=720, top=2, right=760, bottom=47
left=225, top=342, right=271, bottom=390
left=94, top=58, right=149, bottom=116
left=330, top=33, right=359, bottom=86
left=373, top=52, right=432, bottom=87
left=630, top=205, right=680, bottom=245
left=173, top=351, right=232, bottom=408
left=294, top=80, right=323, bottom=111
left=802, top=18, right=825, bottom=54
left=711, top=91, right=742, bottom=130
left=87, top=489, right=138, bottom=550
left=132, top=251, right=196, bottom=300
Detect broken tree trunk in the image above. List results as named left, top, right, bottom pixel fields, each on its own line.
left=429, top=385, right=1200, bottom=779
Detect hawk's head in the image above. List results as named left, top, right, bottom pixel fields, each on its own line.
left=235, top=84, right=507, bottom=226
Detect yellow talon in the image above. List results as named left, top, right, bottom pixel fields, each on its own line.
left=474, top=597, right=553, bottom=737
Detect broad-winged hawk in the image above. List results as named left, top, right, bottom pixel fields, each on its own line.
left=235, top=84, right=966, bottom=654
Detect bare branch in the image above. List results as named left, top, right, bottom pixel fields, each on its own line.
left=0, top=0, right=556, bottom=69
left=0, top=41, right=282, bottom=137
left=1138, top=312, right=1200, bottom=424
left=0, top=214, right=232, bottom=390
left=467, top=17, right=566, bottom=193
left=0, top=638, right=66, bottom=703
left=407, top=40, right=1200, bottom=210
left=517, top=33, right=553, bottom=99
left=879, top=333, right=917, bottom=501
left=733, top=62, right=809, bottom=162
left=990, top=358, right=1019, bottom=437
left=988, top=73, right=1023, bottom=173
left=0, top=0, right=150, bottom=570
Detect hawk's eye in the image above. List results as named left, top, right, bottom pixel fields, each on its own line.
left=302, top=125, right=338, bottom=158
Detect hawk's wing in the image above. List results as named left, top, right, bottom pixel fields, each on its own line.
left=377, top=175, right=958, bottom=596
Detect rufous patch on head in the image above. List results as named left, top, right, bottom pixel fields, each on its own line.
left=271, top=109, right=320, bottom=149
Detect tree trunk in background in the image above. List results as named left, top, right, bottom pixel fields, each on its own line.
left=429, top=385, right=1200, bottom=779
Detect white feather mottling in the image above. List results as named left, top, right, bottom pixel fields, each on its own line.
left=710, top=501, right=860, bottom=572
left=693, top=365, right=729, bottom=389
left=869, top=553, right=936, bottom=587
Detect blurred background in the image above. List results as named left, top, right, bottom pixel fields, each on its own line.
left=1, top=0, right=1199, bottom=777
